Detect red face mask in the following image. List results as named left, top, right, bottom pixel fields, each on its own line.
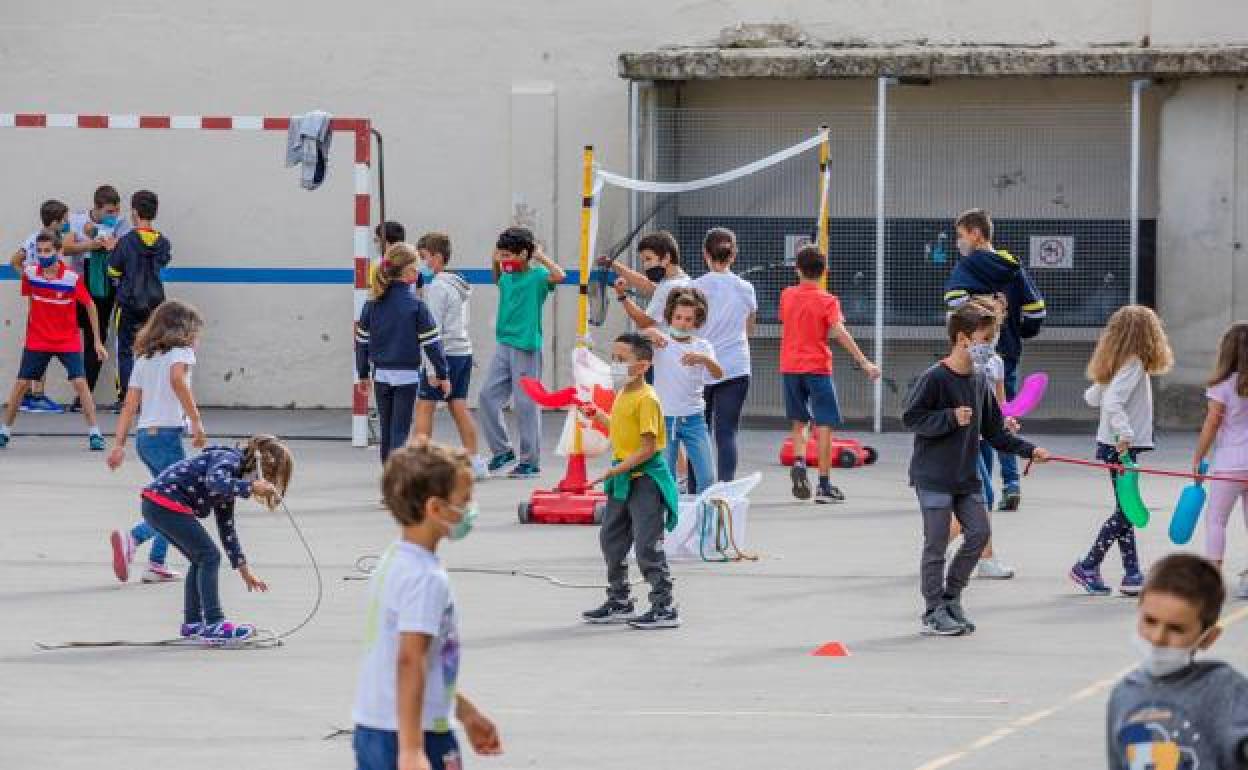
left=499, top=258, right=525, bottom=274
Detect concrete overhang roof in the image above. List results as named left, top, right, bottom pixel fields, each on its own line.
left=618, top=44, right=1248, bottom=81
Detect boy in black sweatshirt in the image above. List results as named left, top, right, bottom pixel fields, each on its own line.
left=107, top=189, right=172, bottom=402
left=902, top=301, right=1050, bottom=637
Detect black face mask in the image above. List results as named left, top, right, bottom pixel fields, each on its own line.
left=645, top=266, right=667, bottom=283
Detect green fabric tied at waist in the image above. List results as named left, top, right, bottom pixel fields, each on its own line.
left=603, top=453, right=680, bottom=532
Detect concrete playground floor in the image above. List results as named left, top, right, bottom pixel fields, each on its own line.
left=3, top=409, right=1248, bottom=769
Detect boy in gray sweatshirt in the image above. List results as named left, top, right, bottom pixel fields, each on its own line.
left=1108, top=553, right=1248, bottom=770
left=413, top=232, right=488, bottom=480
left=902, top=301, right=1049, bottom=637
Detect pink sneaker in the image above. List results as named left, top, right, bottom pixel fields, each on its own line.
left=141, top=563, right=181, bottom=583
left=109, top=530, right=135, bottom=582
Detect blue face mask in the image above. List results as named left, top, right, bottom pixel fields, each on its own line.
left=420, top=266, right=436, bottom=285
left=99, top=214, right=119, bottom=228
left=37, top=255, right=58, bottom=269
left=59, top=222, right=70, bottom=234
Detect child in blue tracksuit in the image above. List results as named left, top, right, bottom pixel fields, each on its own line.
left=943, top=208, right=1046, bottom=512
left=139, top=435, right=292, bottom=641
left=355, top=243, right=450, bottom=465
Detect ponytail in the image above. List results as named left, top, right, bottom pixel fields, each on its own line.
left=703, top=227, right=737, bottom=264
left=370, top=242, right=419, bottom=300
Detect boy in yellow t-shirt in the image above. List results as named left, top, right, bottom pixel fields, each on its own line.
left=580, top=333, right=681, bottom=630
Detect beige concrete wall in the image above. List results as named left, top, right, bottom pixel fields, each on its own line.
left=0, top=0, right=1225, bottom=411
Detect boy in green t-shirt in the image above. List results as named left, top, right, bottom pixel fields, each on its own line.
left=478, top=226, right=565, bottom=479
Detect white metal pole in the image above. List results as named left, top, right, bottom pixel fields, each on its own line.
left=628, top=80, right=641, bottom=264
left=873, top=76, right=894, bottom=434
left=1129, top=78, right=1148, bottom=306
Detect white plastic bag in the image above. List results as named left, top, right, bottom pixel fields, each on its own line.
left=572, top=346, right=612, bottom=400
left=555, top=410, right=610, bottom=458
left=664, top=472, right=761, bottom=561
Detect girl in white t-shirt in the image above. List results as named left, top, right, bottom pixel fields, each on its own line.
left=643, top=287, right=722, bottom=495
left=105, top=299, right=207, bottom=584
left=690, top=228, right=757, bottom=483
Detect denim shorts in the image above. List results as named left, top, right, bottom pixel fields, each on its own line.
left=782, top=373, right=842, bottom=426
left=353, top=725, right=462, bottom=770
left=419, top=354, right=473, bottom=402
left=19, top=349, right=85, bottom=380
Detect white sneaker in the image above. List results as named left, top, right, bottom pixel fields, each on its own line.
left=976, top=558, right=1015, bottom=580
left=1237, top=571, right=1248, bottom=600
left=945, top=535, right=964, bottom=562
left=470, top=455, right=490, bottom=481
left=141, top=563, right=182, bottom=583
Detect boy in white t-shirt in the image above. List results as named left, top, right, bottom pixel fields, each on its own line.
left=642, top=287, right=722, bottom=495
left=106, top=300, right=208, bottom=584
left=604, top=230, right=691, bottom=330
left=353, top=441, right=501, bottom=770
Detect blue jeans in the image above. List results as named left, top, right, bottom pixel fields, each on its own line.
left=704, top=375, right=750, bottom=482
left=375, top=381, right=419, bottom=465
left=977, top=441, right=996, bottom=511
left=129, top=427, right=186, bottom=565
left=140, top=498, right=223, bottom=624
left=997, top=358, right=1021, bottom=491
left=353, top=726, right=462, bottom=770
left=665, top=414, right=716, bottom=495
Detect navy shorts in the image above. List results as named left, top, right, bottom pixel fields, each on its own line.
left=18, top=349, right=85, bottom=381
left=783, top=372, right=842, bottom=426
left=419, top=354, right=473, bottom=402
left=353, top=726, right=462, bottom=770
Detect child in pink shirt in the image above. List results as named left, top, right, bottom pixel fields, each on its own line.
left=1193, top=322, right=1248, bottom=598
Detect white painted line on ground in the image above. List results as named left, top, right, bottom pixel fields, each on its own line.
left=492, top=707, right=1006, bottom=721
left=912, top=604, right=1248, bottom=769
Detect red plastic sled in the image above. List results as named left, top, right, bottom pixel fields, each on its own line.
left=778, top=434, right=879, bottom=469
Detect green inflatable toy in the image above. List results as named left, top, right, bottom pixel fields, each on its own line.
left=1115, top=454, right=1150, bottom=528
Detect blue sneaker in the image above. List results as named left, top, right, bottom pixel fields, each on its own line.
left=88, top=433, right=105, bottom=451
left=199, top=621, right=256, bottom=641
left=180, top=622, right=205, bottom=638
left=487, top=450, right=516, bottom=472
left=1120, top=572, right=1145, bottom=597
left=18, top=394, right=39, bottom=412
left=507, top=463, right=540, bottom=479
left=34, top=395, right=64, bottom=414
left=1070, top=563, right=1112, bottom=595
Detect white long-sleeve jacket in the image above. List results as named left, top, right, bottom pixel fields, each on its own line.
left=1084, top=356, right=1154, bottom=448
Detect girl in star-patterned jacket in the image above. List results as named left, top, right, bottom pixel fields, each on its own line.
left=139, top=434, right=294, bottom=641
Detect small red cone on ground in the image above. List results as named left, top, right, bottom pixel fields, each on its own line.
left=810, top=641, right=850, bottom=657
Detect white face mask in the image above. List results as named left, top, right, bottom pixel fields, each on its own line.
left=1131, top=630, right=1207, bottom=678
left=968, top=342, right=996, bottom=371
left=610, top=362, right=633, bottom=389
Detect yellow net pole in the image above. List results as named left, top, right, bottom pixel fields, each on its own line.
left=577, top=144, right=594, bottom=344
left=817, top=125, right=830, bottom=290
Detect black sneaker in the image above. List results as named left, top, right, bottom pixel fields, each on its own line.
left=488, top=450, right=516, bottom=473
left=815, top=480, right=844, bottom=504
left=628, top=605, right=681, bottom=630
left=920, top=605, right=968, bottom=636
left=943, top=598, right=976, bottom=633
left=999, top=488, right=1021, bottom=511
left=582, top=599, right=636, bottom=625
left=790, top=463, right=811, bottom=500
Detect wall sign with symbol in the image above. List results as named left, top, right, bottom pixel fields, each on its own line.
left=1029, top=235, right=1074, bottom=269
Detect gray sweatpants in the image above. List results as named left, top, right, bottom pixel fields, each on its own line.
left=477, top=343, right=542, bottom=467
left=917, top=488, right=990, bottom=612
left=601, top=475, right=673, bottom=609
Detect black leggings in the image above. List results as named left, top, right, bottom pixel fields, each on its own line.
left=703, top=375, right=750, bottom=482
left=1080, top=444, right=1146, bottom=574
left=375, top=381, right=419, bottom=464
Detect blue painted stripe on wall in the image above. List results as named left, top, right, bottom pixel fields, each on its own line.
left=0, top=266, right=586, bottom=285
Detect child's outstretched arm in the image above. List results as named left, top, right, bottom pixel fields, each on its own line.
left=830, top=322, right=881, bottom=380
left=398, top=633, right=432, bottom=770
left=613, top=280, right=658, bottom=329
left=8, top=248, right=25, bottom=274
left=1193, top=397, right=1225, bottom=475
left=455, top=694, right=502, bottom=756
left=82, top=297, right=108, bottom=363
left=601, top=255, right=656, bottom=296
